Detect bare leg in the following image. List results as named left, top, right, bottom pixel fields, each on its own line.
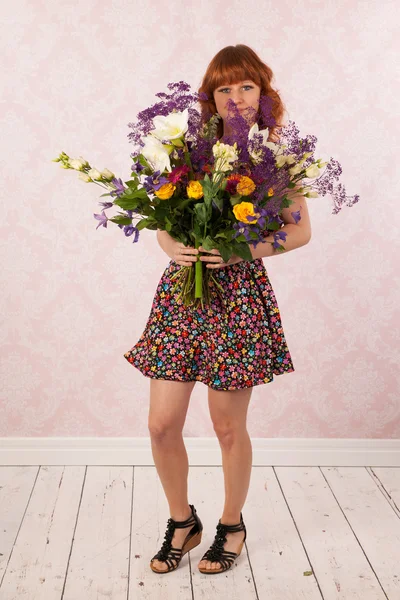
left=198, top=387, right=253, bottom=571
left=148, top=379, right=196, bottom=571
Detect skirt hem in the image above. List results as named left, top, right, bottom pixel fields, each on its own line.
left=125, top=356, right=295, bottom=391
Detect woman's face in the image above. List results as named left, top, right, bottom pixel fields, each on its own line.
left=213, top=79, right=261, bottom=127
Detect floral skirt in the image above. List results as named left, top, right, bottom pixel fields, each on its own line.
left=124, top=258, right=295, bottom=391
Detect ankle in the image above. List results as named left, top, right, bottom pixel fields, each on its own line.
left=170, top=505, right=192, bottom=521
left=220, top=514, right=241, bottom=525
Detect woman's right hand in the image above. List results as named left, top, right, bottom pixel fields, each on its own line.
left=171, top=240, right=199, bottom=267
left=157, top=230, right=199, bottom=267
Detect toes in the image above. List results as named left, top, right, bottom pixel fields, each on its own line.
left=152, top=558, right=175, bottom=572
left=198, top=559, right=221, bottom=571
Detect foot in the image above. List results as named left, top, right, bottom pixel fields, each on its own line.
left=198, top=528, right=246, bottom=571
left=151, top=511, right=195, bottom=572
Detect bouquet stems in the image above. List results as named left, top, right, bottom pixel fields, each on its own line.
left=169, top=256, right=225, bottom=309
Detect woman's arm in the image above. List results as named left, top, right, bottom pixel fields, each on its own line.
left=156, top=229, right=175, bottom=259
left=249, top=195, right=312, bottom=260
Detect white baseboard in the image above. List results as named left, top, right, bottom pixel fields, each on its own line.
left=0, top=437, right=399, bottom=466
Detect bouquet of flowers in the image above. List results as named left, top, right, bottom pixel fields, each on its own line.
left=53, top=81, right=359, bottom=309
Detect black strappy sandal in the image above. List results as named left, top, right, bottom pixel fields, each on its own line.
left=150, top=504, right=203, bottom=573
left=198, top=512, right=246, bottom=574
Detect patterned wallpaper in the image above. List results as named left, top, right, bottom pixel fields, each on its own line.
left=1, top=0, right=399, bottom=438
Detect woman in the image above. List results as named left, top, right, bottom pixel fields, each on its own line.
left=124, top=44, right=312, bottom=574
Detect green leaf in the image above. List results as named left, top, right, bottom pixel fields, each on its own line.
left=135, top=217, right=156, bottom=230
left=280, top=196, right=295, bottom=209
left=109, top=215, right=132, bottom=225
left=113, top=198, right=141, bottom=210
left=194, top=202, right=207, bottom=224
left=267, top=220, right=281, bottom=231
left=231, top=240, right=253, bottom=261
left=124, top=178, right=140, bottom=189
left=229, top=194, right=243, bottom=206
left=165, top=216, right=172, bottom=232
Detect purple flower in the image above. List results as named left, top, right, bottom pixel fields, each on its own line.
left=272, top=230, right=288, bottom=249
left=109, top=177, right=127, bottom=198
left=98, top=201, right=114, bottom=209
left=291, top=209, right=301, bottom=224
left=143, top=170, right=169, bottom=192
left=122, top=224, right=140, bottom=242
left=127, top=80, right=203, bottom=152
left=131, top=160, right=145, bottom=173
left=94, top=210, right=108, bottom=229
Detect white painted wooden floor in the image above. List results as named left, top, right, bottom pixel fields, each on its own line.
left=1, top=465, right=400, bottom=599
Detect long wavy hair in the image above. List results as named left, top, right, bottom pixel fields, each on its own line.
left=197, top=44, right=287, bottom=143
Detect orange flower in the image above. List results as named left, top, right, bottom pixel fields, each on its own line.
left=232, top=201, right=256, bottom=223
left=186, top=180, right=204, bottom=199
left=154, top=183, right=176, bottom=200
left=236, top=175, right=256, bottom=196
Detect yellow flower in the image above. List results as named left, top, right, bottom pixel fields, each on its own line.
left=232, top=201, right=256, bottom=223
left=155, top=183, right=176, bottom=200
left=267, top=187, right=274, bottom=196
left=236, top=175, right=256, bottom=196
left=186, top=180, right=204, bottom=199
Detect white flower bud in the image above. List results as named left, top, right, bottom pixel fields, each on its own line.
left=305, top=164, right=320, bottom=179
left=78, top=173, right=91, bottom=182
left=69, top=158, right=86, bottom=170
left=88, top=168, right=102, bottom=180
left=101, top=168, right=115, bottom=180
left=288, top=163, right=303, bottom=176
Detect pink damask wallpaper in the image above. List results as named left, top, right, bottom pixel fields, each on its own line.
left=1, top=0, right=399, bottom=438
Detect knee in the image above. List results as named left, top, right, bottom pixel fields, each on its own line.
left=148, top=419, right=181, bottom=442
left=213, top=423, right=240, bottom=447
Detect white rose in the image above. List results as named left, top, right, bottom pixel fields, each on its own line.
left=305, top=164, right=320, bottom=179
left=275, top=154, right=289, bottom=168
left=212, top=141, right=238, bottom=171
left=249, top=148, right=263, bottom=165
left=151, top=108, right=189, bottom=141
left=212, top=141, right=238, bottom=161
left=141, top=134, right=172, bottom=173
left=288, top=163, right=304, bottom=176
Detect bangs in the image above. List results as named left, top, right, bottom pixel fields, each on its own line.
left=209, top=54, right=262, bottom=92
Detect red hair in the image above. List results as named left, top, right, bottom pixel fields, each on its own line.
left=197, top=44, right=287, bottom=143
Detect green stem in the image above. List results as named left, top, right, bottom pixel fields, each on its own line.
left=183, top=150, right=194, bottom=179
left=195, top=256, right=203, bottom=299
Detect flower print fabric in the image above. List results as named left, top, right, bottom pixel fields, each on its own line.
left=124, top=256, right=295, bottom=391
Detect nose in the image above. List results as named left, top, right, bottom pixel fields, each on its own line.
left=228, top=91, right=245, bottom=109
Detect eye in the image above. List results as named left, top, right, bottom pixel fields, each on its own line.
left=218, top=85, right=254, bottom=93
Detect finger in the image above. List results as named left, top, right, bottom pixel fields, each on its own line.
left=199, top=246, right=218, bottom=254
left=179, top=243, right=198, bottom=254
left=176, top=259, right=195, bottom=266
left=200, top=254, right=222, bottom=262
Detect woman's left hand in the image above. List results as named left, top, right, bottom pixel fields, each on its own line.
left=198, top=246, right=244, bottom=269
